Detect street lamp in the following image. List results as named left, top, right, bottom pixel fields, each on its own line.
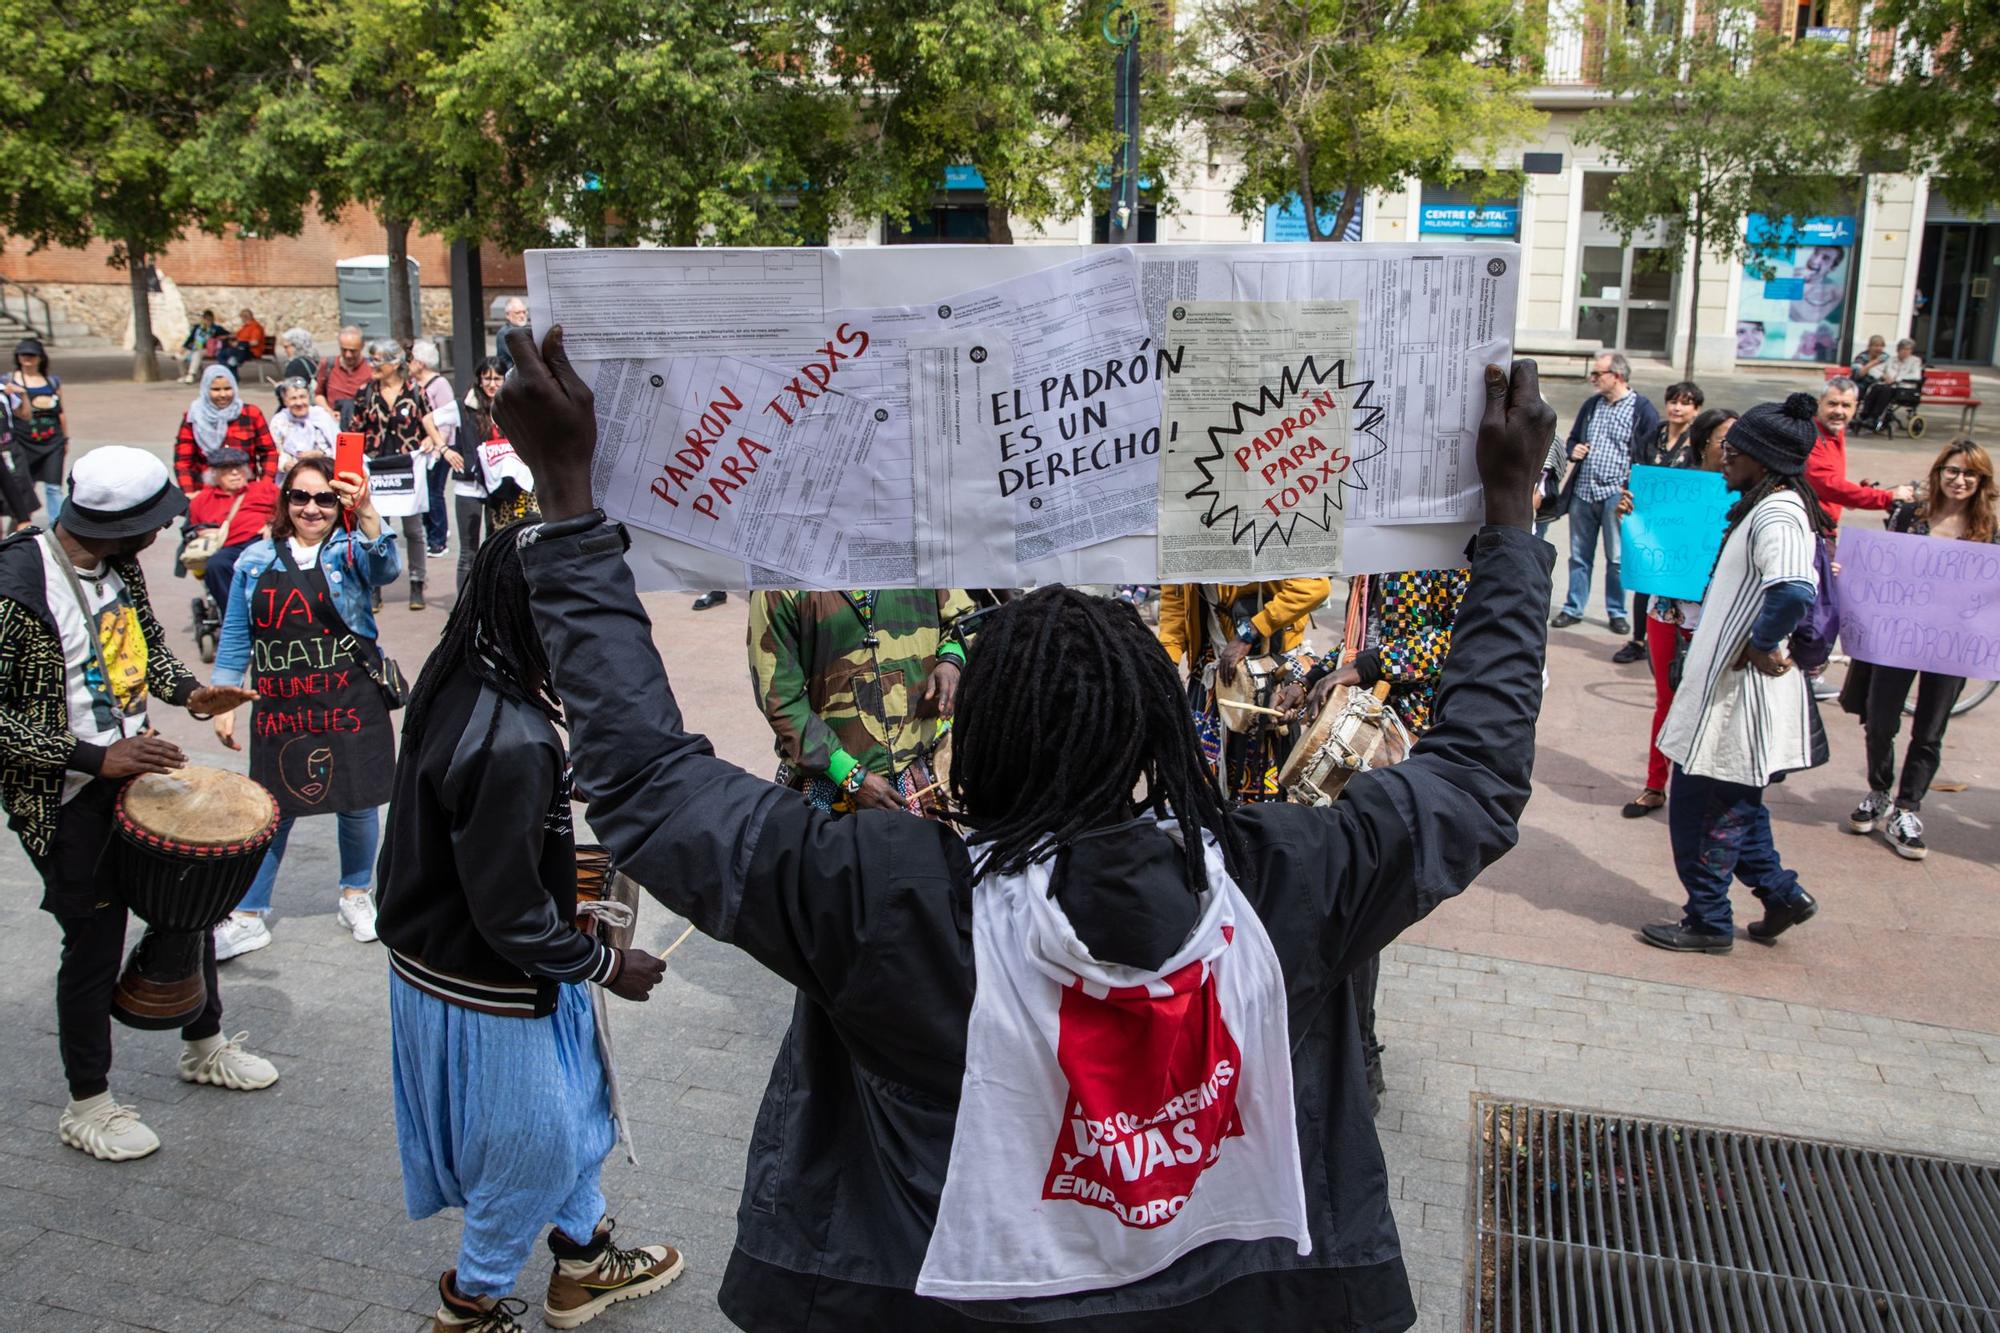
left=1104, top=0, right=1140, bottom=245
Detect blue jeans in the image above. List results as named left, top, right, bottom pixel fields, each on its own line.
left=1562, top=492, right=1626, bottom=620
left=1667, top=767, right=1805, bottom=934
left=423, top=463, right=451, bottom=551
left=41, top=482, right=60, bottom=524
left=235, top=807, right=381, bottom=914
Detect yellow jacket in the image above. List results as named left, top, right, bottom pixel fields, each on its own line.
left=1156, top=579, right=1332, bottom=666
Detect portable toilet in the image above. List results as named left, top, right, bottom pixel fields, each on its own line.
left=335, top=255, right=421, bottom=340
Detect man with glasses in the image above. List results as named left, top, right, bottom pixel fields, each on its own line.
left=314, top=325, right=373, bottom=430
left=1551, top=352, right=1660, bottom=634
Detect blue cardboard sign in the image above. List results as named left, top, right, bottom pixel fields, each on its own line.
left=1418, top=203, right=1520, bottom=237
left=1619, top=465, right=1732, bottom=601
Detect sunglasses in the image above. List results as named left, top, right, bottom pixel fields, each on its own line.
left=287, top=488, right=339, bottom=508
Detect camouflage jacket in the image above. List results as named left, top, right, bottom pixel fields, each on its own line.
left=749, top=590, right=973, bottom=787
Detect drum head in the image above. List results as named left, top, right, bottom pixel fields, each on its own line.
left=117, top=767, right=278, bottom=853
left=1277, top=688, right=1346, bottom=788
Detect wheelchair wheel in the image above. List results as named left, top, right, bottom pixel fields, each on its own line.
left=1908, top=412, right=1927, bottom=438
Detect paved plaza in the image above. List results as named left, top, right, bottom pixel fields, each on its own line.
left=0, top=358, right=1994, bottom=1330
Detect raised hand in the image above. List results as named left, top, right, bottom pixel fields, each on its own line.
left=494, top=326, right=597, bottom=520
left=1480, top=361, right=1558, bottom=531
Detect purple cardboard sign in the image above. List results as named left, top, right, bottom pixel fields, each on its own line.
left=1834, top=528, right=2000, bottom=681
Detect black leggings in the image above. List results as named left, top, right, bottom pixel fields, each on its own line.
left=1864, top=665, right=1964, bottom=811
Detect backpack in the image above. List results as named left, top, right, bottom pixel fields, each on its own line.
left=1787, top=536, right=1841, bottom=672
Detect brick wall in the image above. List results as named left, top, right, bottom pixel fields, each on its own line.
left=0, top=202, right=527, bottom=344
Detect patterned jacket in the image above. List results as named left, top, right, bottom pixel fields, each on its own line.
left=749, top=590, right=972, bottom=787
left=0, top=533, right=201, bottom=856
left=1310, top=569, right=1468, bottom=737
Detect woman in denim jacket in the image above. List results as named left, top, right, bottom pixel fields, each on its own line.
left=206, top=457, right=402, bottom=960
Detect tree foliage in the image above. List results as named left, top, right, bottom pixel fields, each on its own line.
left=1181, top=0, right=1544, bottom=242
left=1867, top=0, right=2000, bottom=212
left=0, top=0, right=298, bottom=379
left=1576, top=0, right=1864, bottom=374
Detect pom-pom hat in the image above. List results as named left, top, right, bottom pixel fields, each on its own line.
left=1727, top=392, right=1820, bottom=478
left=60, top=447, right=188, bottom=539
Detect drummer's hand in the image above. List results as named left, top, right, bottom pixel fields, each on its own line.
left=101, top=735, right=186, bottom=778
left=1217, top=638, right=1251, bottom=683
left=606, top=947, right=666, bottom=1002
left=212, top=710, right=240, bottom=751
left=921, top=661, right=960, bottom=718
left=1273, top=680, right=1306, bottom=719
left=187, top=685, right=257, bottom=720
left=495, top=325, right=596, bottom=520
left=1480, top=361, right=1557, bottom=531
left=850, top=770, right=905, bottom=814
left=1308, top=664, right=1363, bottom=714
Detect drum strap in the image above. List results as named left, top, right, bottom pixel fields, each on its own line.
left=40, top=532, right=143, bottom=722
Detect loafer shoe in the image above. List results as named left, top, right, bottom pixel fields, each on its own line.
left=1639, top=922, right=1733, bottom=954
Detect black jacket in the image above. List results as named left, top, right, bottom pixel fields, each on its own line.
left=521, top=521, right=1553, bottom=1331
left=0, top=532, right=201, bottom=858
left=375, top=668, right=617, bottom=1016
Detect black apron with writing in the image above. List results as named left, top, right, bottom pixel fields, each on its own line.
left=247, top=545, right=393, bottom=817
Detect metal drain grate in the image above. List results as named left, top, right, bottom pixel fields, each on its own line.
left=1472, top=1098, right=2000, bottom=1332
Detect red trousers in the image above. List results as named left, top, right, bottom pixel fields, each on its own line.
left=1644, top=616, right=1691, bottom=792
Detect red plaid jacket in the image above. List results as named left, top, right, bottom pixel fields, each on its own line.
left=173, top=405, right=279, bottom=492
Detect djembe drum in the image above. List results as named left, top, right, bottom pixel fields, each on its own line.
left=111, top=768, right=279, bottom=1029
left=1276, top=681, right=1413, bottom=807
left=574, top=844, right=642, bottom=952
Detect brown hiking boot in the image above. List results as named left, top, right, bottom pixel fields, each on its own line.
left=543, top=1218, right=683, bottom=1328
left=431, top=1271, right=529, bottom=1331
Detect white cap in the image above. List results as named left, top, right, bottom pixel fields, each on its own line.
left=71, top=446, right=172, bottom=510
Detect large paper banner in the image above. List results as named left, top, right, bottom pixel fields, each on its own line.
left=1835, top=528, right=2000, bottom=681
left=527, top=241, right=1519, bottom=589
left=1619, top=465, right=1731, bottom=601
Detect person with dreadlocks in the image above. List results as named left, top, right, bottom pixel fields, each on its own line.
left=495, top=326, right=1554, bottom=1332
left=374, top=527, right=682, bottom=1332
left=1646, top=393, right=1832, bottom=955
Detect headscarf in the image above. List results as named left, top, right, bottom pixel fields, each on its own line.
left=188, top=364, right=244, bottom=456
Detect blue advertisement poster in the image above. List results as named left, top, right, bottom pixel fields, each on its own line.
left=1736, top=213, right=1856, bottom=363
left=1263, top=194, right=1363, bottom=242
left=1417, top=203, right=1521, bottom=238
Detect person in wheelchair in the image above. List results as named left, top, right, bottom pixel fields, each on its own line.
left=182, top=446, right=279, bottom=650
left=1857, top=339, right=1924, bottom=435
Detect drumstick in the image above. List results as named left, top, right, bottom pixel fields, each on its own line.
left=1217, top=698, right=1289, bottom=719
left=904, top=778, right=946, bottom=803
left=659, top=922, right=696, bottom=959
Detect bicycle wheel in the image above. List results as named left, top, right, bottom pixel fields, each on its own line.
left=1950, top=678, right=1996, bottom=717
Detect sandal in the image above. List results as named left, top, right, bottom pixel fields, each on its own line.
left=1621, top=788, right=1666, bottom=818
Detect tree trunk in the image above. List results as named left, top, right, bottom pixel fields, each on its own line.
left=987, top=200, right=1015, bottom=245
left=1682, top=201, right=1703, bottom=380
left=385, top=218, right=415, bottom=345
left=126, top=239, right=161, bottom=383
left=1329, top=182, right=1361, bottom=244
left=1297, top=141, right=1323, bottom=242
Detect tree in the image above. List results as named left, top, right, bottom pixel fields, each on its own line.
left=1866, top=0, right=2000, bottom=213
left=447, top=0, right=848, bottom=250
left=810, top=0, right=1122, bottom=243
left=1181, top=0, right=1544, bottom=243
left=0, top=0, right=299, bottom=380
left=1576, top=0, right=1864, bottom=376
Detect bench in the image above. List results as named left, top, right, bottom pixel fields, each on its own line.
left=1918, top=369, right=1980, bottom=436
left=1514, top=334, right=1600, bottom=378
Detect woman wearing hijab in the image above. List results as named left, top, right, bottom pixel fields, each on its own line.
left=173, top=366, right=278, bottom=494
left=6, top=338, right=67, bottom=522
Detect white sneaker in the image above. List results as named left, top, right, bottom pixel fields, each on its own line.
left=58, top=1094, right=161, bottom=1162
left=1885, top=808, right=1928, bottom=861
left=212, top=912, right=271, bottom=961
left=179, top=1031, right=279, bottom=1090
left=337, top=891, right=378, bottom=943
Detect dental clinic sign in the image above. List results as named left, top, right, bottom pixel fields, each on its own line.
left=1418, top=204, right=1520, bottom=238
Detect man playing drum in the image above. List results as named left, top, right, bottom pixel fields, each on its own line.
left=0, top=447, right=271, bottom=1161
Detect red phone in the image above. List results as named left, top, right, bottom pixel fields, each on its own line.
left=335, top=431, right=365, bottom=482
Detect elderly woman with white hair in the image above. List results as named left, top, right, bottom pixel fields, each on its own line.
left=409, top=339, right=462, bottom=560
left=352, top=340, right=451, bottom=610
left=269, top=377, right=340, bottom=472
left=275, top=328, right=319, bottom=393
left=1856, top=338, right=1926, bottom=434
